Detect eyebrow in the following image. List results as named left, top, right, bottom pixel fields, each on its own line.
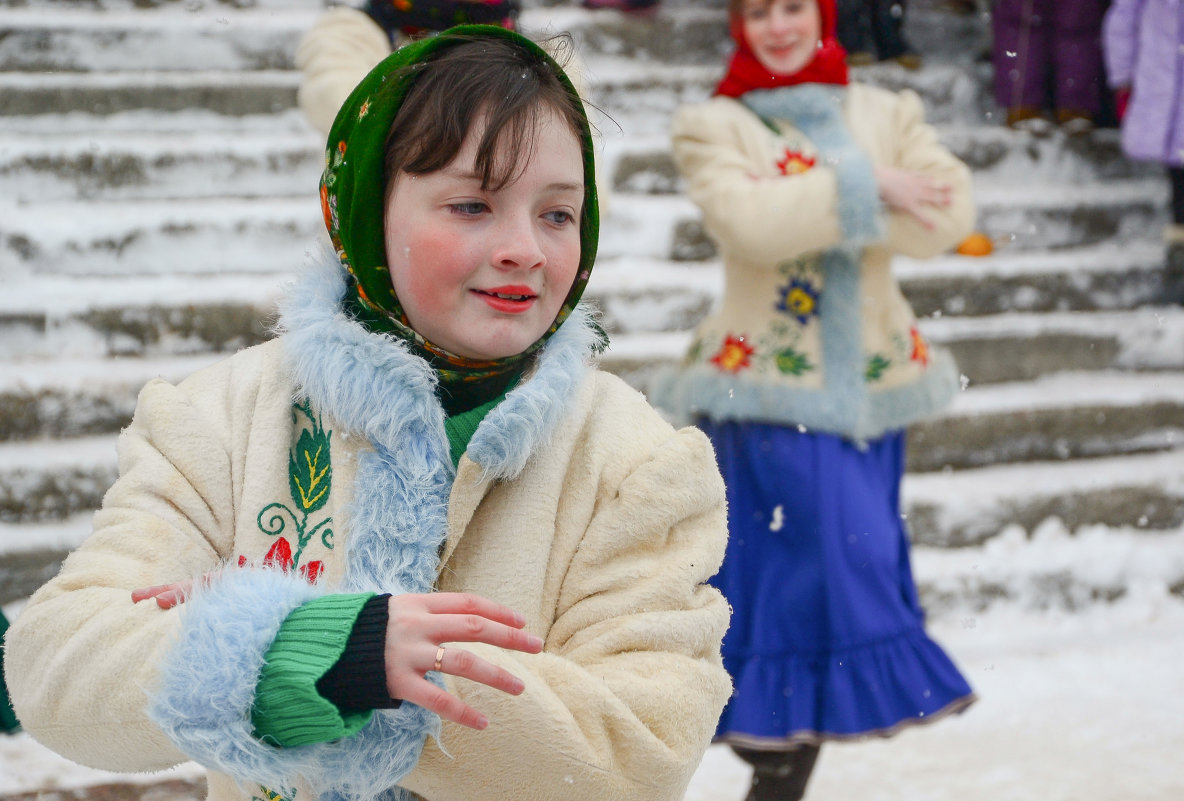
left=447, top=169, right=583, bottom=194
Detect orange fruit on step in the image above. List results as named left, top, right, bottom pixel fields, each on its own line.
left=956, top=232, right=994, bottom=256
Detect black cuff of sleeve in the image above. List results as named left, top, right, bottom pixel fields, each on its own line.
left=316, top=593, right=402, bottom=712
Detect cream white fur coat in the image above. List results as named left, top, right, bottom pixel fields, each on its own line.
left=6, top=256, right=731, bottom=801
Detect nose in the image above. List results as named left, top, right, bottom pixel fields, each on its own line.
left=491, top=213, right=546, bottom=271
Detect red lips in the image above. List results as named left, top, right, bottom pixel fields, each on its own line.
left=474, top=284, right=537, bottom=313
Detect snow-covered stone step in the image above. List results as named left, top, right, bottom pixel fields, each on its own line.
left=0, top=0, right=327, bottom=8
left=921, top=306, right=1184, bottom=384
left=0, top=6, right=730, bottom=73
left=0, top=129, right=323, bottom=203
left=903, top=448, right=1184, bottom=547
left=660, top=179, right=1170, bottom=261
left=909, top=370, right=1184, bottom=472
left=0, top=8, right=319, bottom=73
left=0, top=435, right=118, bottom=525
left=913, top=521, right=1184, bottom=616
left=895, top=242, right=1171, bottom=317
left=0, top=59, right=987, bottom=128
left=0, top=353, right=226, bottom=442
left=0, top=69, right=300, bottom=117
left=0, top=514, right=96, bottom=606
left=0, top=196, right=323, bottom=277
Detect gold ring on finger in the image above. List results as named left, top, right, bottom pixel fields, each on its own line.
left=433, top=645, right=446, bottom=673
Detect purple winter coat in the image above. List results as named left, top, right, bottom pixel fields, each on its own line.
left=1104, top=0, right=1184, bottom=165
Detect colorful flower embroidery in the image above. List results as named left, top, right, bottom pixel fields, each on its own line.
left=775, top=347, right=814, bottom=375
left=775, top=278, right=821, bottom=325
left=909, top=326, right=930, bottom=367
left=357, top=98, right=371, bottom=121
left=710, top=334, right=756, bottom=373
left=866, top=353, right=891, bottom=381
left=250, top=400, right=334, bottom=579
left=777, top=148, right=816, bottom=176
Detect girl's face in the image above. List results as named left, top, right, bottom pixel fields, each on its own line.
left=383, top=106, right=584, bottom=361
left=741, top=0, right=822, bottom=76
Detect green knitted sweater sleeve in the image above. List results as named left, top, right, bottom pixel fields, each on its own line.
left=251, top=593, right=376, bottom=747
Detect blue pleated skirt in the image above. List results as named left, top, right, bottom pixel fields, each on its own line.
left=698, top=418, right=975, bottom=748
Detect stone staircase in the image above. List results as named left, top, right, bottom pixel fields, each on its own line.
left=2, top=0, right=1183, bottom=619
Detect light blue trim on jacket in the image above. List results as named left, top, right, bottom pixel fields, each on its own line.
left=650, top=345, right=958, bottom=443
left=741, top=84, right=885, bottom=246
left=149, top=250, right=597, bottom=801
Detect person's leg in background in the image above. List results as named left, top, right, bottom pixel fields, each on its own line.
left=870, top=0, right=921, bottom=67
left=837, top=0, right=877, bottom=64
left=1165, top=166, right=1184, bottom=304
left=731, top=745, right=822, bottom=801
left=1049, top=0, right=1106, bottom=133
left=993, top=0, right=1054, bottom=131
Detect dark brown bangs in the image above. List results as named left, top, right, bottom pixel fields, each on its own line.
left=383, top=34, right=585, bottom=196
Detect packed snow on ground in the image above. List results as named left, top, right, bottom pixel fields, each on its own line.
left=4, top=520, right=1183, bottom=800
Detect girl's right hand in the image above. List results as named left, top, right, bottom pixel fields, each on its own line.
left=384, top=592, right=543, bottom=731
left=874, top=165, right=952, bottom=230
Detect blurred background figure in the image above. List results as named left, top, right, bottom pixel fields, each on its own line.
left=1, top=609, right=18, bottom=734
left=581, top=0, right=660, bottom=12
left=653, top=0, right=977, bottom=798
left=297, top=0, right=520, bottom=136
left=836, top=0, right=921, bottom=68
left=992, top=0, right=1108, bottom=134
left=1104, top=0, right=1184, bottom=304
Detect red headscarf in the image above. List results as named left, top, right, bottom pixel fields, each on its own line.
left=715, top=0, right=848, bottom=97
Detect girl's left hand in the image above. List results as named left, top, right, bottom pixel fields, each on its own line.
left=874, top=165, right=952, bottom=230
left=132, top=580, right=196, bottom=609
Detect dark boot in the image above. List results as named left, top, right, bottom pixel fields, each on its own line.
left=733, top=744, right=821, bottom=801
left=1166, top=241, right=1184, bottom=305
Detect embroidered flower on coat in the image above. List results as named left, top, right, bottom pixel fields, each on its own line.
left=357, top=98, right=371, bottom=121
left=866, top=353, right=892, bottom=381
left=777, top=148, right=817, bottom=176
left=909, top=326, right=930, bottom=367
left=237, top=538, right=324, bottom=584
left=250, top=400, right=335, bottom=580
left=775, top=278, right=821, bottom=325
left=710, top=334, right=756, bottom=372
left=775, top=347, right=814, bottom=375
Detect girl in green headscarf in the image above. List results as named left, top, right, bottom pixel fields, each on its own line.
left=7, top=26, right=731, bottom=801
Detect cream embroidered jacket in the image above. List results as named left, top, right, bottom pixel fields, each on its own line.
left=6, top=258, right=732, bottom=801
left=651, top=84, right=976, bottom=440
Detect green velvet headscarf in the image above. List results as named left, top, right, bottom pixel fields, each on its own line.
left=318, top=25, right=600, bottom=386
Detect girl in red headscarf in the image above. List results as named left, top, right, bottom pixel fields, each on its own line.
left=650, top=2, right=978, bottom=798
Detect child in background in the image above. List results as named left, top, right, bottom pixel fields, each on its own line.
left=652, top=1, right=977, bottom=798
left=993, top=0, right=1108, bottom=133
left=836, top=0, right=922, bottom=68
left=296, top=1, right=519, bottom=136
left=6, top=26, right=731, bottom=801
left=1104, top=0, right=1184, bottom=304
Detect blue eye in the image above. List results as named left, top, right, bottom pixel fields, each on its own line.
left=451, top=202, right=487, bottom=215
left=544, top=210, right=575, bottom=226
